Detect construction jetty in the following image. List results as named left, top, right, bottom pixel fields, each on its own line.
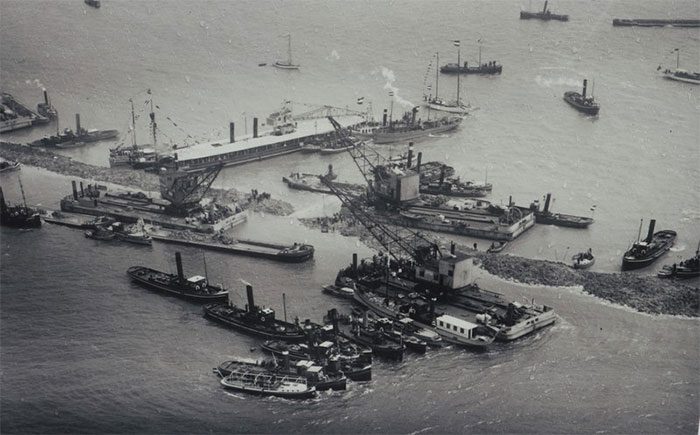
left=612, top=18, right=700, bottom=28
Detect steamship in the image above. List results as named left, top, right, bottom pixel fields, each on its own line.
left=622, top=219, right=676, bottom=271
left=520, top=1, right=568, bottom=21
left=563, top=79, right=599, bottom=115
left=351, top=107, right=462, bottom=144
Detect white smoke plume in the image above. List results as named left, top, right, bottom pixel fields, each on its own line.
left=381, top=66, right=415, bottom=108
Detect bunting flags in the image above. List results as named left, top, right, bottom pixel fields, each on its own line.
left=357, top=97, right=364, bottom=105
left=389, top=90, right=395, bottom=97
left=453, top=40, right=460, bottom=47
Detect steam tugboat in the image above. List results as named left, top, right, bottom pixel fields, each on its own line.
left=530, top=193, right=594, bottom=228
left=520, top=1, right=569, bottom=21
left=622, top=219, right=676, bottom=271
left=204, top=283, right=306, bottom=341
left=127, top=252, right=228, bottom=301
left=30, top=114, right=118, bottom=148
left=0, top=185, right=41, bottom=229
left=571, top=249, right=595, bottom=269
left=563, top=79, right=600, bottom=115
left=658, top=242, right=700, bottom=279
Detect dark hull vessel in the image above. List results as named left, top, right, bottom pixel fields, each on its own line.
left=563, top=79, right=599, bottom=115
left=0, top=186, right=41, bottom=229
left=658, top=246, right=700, bottom=279
left=216, top=359, right=347, bottom=391
left=530, top=193, right=593, bottom=228
left=216, top=360, right=316, bottom=399
left=440, top=63, right=502, bottom=75
left=127, top=253, right=228, bottom=301
left=0, top=161, right=21, bottom=173
left=520, top=1, right=568, bottom=21
left=622, top=220, right=676, bottom=270
left=204, top=283, right=306, bottom=342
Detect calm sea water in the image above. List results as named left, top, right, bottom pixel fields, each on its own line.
left=1, top=1, right=699, bottom=433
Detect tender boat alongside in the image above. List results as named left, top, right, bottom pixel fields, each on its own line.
left=216, top=358, right=347, bottom=391
left=572, top=249, right=595, bottom=269
left=622, top=219, right=676, bottom=271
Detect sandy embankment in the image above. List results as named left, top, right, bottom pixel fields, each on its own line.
left=0, top=142, right=293, bottom=215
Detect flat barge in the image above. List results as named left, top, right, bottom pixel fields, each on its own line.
left=174, top=104, right=362, bottom=171
left=613, top=18, right=700, bottom=28
left=381, top=202, right=535, bottom=241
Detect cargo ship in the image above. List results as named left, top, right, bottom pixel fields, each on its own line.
left=529, top=193, right=594, bottom=228
left=622, top=219, right=676, bottom=270
left=204, top=283, right=307, bottom=342
left=127, top=252, right=228, bottom=301
left=354, top=107, right=462, bottom=144
left=520, top=1, right=568, bottom=21
left=173, top=102, right=363, bottom=171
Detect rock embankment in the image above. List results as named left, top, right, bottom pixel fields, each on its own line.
left=300, top=207, right=699, bottom=317
left=0, top=142, right=294, bottom=216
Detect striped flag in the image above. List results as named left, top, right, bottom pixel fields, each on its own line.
left=453, top=40, right=460, bottom=47
left=357, top=97, right=364, bottom=105
left=389, top=90, right=394, bottom=97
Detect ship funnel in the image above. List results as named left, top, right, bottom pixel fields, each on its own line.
left=43, top=89, right=49, bottom=105
left=0, top=187, right=6, bottom=211
left=175, top=252, right=184, bottom=283
left=75, top=113, right=81, bottom=132
left=439, top=165, right=446, bottom=185
left=282, top=351, right=290, bottom=371
left=429, top=297, right=436, bottom=318
left=79, top=181, right=84, bottom=197
left=543, top=0, right=548, bottom=13
left=352, top=253, right=358, bottom=278
left=382, top=109, right=388, bottom=127
left=543, top=193, right=552, bottom=213
left=411, top=106, right=418, bottom=125
left=330, top=308, right=339, bottom=336
left=71, top=180, right=78, bottom=200
left=229, top=122, right=235, bottom=143
left=246, top=283, right=255, bottom=312
left=450, top=241, right=456, bottom=255
left=582, top=79, right=588, bottom=98
left=646, top=219, right=656, bottom=243
left=416, top=152, right=422, bottom=173
left=253, top=117, right=259, bottom=138
left=407, top=143, right=414, bottom=168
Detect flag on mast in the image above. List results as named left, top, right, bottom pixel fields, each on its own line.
left=357, top=97, right=364, bottom=105
left=453, top=40, right=461, bottom=47
left=388, top=90, right=394, bottom=97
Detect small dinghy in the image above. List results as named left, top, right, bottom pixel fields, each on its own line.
left=572, top=249, right=595, bottom=269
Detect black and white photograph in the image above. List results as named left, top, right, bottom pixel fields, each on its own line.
left=0, top=0, right=698, bottom=433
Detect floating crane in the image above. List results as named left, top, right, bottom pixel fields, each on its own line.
left=159, top=164, right=223, bottom=216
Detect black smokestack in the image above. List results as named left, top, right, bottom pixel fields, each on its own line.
left=646, top=219, right=656, bottom=243
left=382, top=109, right=388, bottom=127
left=253, top=117, right=258, bottom=138
left=282, top=351, right=290, bottom=371
left=0, top=187, right=6, bottom=211
left=450, top=242, right=455, bottom=255
left=544, top=193, right=552, bottom=213
left=411, top=106, right=418, bottom=125
left=246, top=284, right=255, bottom=312
left=71, top=180, right=78, bottom=200
left=175, top=252, right=184, bottom=283
left=582, top=79, right=587, bottom=98
left=229, top=122, right=235, bottom=143
left=75, top=113, right=81, bottom=132
left=352, top=253, right=358, bottom=278
left=439, top=165, right=446, bottom=185
left=407, top=143, right=414, bottom=168
left=429, top=298, right=436, bottom=318
left=79, top=182, right=84, bottom=197
left=416, top=152, right=422, bottom=173
left=43, top=89, right=49, bottom=105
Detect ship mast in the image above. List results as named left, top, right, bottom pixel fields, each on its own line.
left=434, top=52, right=440, bottom=101
left=148, top=90, right=157, bottom=147
left=675, top=48, right=680, bottom=69
left=18, top=173, right=28, bottom=208
left=287, top=34, right=293, bottom=66
left=130, top=98, right=137, bottom=147
left=456, top=44, right=461, bottom=107
left=636, top=218, right=643, bottom=243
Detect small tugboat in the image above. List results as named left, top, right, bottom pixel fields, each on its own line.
left=36, top=89, right=58, bottom=120
left=0, top=160, right=21, bottom=173
left=622, top=219, right=677, bottom=271
left=0, top=185, right=41, bottom=229
left=343, top=313, right=406, bottom=361
left=30, top=114, right=118, bottom=147
left=563, top=79, right=600, bottom=115
left=571, top=249, right=595, bottom=269
left=520, top=1, right=568, bottom=21
left=660, top=49, right=700, bottom=85
left=204, top=283, right=306, bottom=341
left=530, top=193, right=594, bottom=228
left=487, top=241, right=508, bottom=253
left=216, top=360, right=316, bottom=399
left=322, top=284, right=355, bottom=300
left=658, top=242, right=700, bottom=279
left=216, top=356, right=347, bottom=391
left=127, top=252, right=228, bottom=301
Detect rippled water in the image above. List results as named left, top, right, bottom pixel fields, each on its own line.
left=1, top=0, right=699, bottom=433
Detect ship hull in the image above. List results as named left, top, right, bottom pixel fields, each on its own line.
left=535, top=212, right=594, bottom=228
left=663, top=72, right=700, bottom=85
left=203, top=304, right=306, bottom=342
left=373, top=121, right=460, bottom=144
left=127, top=267, right=228, bottom=301
left=426, top=102, right=470, bottom=114
left=622, top=231, right=676, bottom=271
left=563, top=93, right=600, bottom=115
